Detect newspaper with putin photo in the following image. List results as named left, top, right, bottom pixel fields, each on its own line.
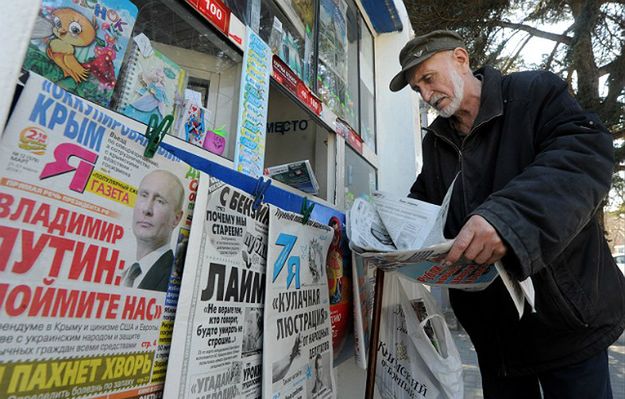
left=0, top=72, right=196, bottom=399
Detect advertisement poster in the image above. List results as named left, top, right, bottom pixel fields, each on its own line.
left=164, top=177, right=269, bottom=399
left=233, top=27, right=272, bottom=178
left=273, top=0, right=315, bottom=86
left=318, top=0, right=347, bottom=81
left=325, top=216, right=352, bottom=359
left=0, top=73, right=194, bottom=399
left=317, top=0, right=348, bottom=120
left=263, top=206, right=336, bottom=399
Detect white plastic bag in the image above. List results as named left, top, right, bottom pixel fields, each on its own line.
left=375, top=272, right=463, bottom=399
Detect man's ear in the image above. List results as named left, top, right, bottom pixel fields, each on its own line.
left=173, top=210, right=183, bottom=227
left=452, top=47, right=470, bottom=70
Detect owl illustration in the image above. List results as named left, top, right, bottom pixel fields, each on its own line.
left=31, top=8, right=98, bottom=83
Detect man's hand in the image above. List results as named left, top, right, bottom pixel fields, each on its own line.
left=289, top=334, right=302, bottom=361
left=444, top=215, right=507, bottom=266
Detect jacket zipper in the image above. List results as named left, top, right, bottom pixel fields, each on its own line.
left=425, top=111, right=510, bottom=375
left=471, top=112, right=511, bottom=376
left=426, top=131, right=469, bottom=214
left=427, top=111, right=504, bottom=213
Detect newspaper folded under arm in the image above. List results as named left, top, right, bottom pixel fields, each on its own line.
left=347, top=183, right=535, bottom=319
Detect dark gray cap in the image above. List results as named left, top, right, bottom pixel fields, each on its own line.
left=389, top=30, right=465, bottom=92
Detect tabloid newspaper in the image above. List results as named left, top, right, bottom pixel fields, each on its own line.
left=263, top=206, right=336, bottom=399
left=164, top=177, right=269, bottom=399
left=347, top=181, right=534, bottom=318
left=0, top=72, right=196, bottom=399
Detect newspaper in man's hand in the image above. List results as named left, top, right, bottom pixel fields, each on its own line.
left=346, top=184, right=534, bottom=319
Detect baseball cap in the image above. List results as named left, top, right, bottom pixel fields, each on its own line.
left=389, top=30, right=465, bottom=92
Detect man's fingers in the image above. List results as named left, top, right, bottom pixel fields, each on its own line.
left=464, top=241, right=485, bottom=262
left=444, top=215, right=507, bottom=266
left=474, top=248, right=493, bottom=265
left=444, top=230, right=474, bottom=265
left=484, top=246, right=507, bottom=265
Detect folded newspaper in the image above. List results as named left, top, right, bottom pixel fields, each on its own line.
left=264, top=159, right=320, bottom=194
left=347, top=183, right=535, bottom=319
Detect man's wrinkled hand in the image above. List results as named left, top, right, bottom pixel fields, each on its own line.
left=443, top=215, right=507, bottom=266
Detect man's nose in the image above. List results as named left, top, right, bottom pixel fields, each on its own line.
left=142, top=198, right=154, bottom=215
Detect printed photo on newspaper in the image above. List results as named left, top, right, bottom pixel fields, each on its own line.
left=347, top=181, right=533, bottom=318
left=263, top=206, right=336, bottom=399
left=164, top=177, right=269, bottom=399
left=0, top=72, right=195, bottom=399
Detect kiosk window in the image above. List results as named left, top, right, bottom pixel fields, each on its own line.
left=344, top=146, right=376, bottom=209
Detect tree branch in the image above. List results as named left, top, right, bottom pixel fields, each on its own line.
left=503, top=33, right=533, bottom=72
left=598, top=59, right=621, bottom=76
left=497, top=20, right=573, bottom=44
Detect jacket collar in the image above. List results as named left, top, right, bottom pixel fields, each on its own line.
left=427, top=66, right=504, bottom=140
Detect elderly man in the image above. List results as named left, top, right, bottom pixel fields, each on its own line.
left=390, top=30, right=625, bottom=398
left=122, top=169, right=185, bottom=292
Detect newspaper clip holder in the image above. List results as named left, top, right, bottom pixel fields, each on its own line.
left=144, top=113, right=174, bottom=158
left=300, top=197, right=314, bottom=224
left=252, top=176, right=271, bottom=211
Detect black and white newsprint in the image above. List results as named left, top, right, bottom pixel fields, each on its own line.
left=164, top=177, right=269, bottom=399
left=263, top=206, right=336, bottom=399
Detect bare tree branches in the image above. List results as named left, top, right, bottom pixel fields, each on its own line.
left=496, top=20, right=573, bottom=44
left=402, top=0, right=624, bottom=187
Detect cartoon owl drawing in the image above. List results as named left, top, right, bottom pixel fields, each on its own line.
left=31, top=8, right=98, bottom=83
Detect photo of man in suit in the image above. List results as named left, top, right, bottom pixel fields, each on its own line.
left=122, top=169, right=185, bottom=292
left=311, top=353, right=331, bottom=396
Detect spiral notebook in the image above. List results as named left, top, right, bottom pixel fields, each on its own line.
left=115, top=38, right=187, bottom=125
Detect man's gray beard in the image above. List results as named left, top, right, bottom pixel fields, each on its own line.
left=428, top=69, right=464, bottom=118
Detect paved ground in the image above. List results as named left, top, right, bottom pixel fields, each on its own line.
left=452, top=328, right=625, bottom=398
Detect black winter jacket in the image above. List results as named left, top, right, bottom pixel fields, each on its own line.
left=409, top=66, right=625, bottom=376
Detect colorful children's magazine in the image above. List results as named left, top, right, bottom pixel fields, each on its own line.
left=25, top=0, right=138, bottom=107
left=115, top=37, right=187, bottom=125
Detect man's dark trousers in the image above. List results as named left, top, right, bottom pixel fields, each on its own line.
left=480, top=349, right=612, bottom=399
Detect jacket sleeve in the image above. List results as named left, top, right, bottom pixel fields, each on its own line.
left=409, top=170, right=428, bottom=201
left=472, top=72, right=614, bottom=280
